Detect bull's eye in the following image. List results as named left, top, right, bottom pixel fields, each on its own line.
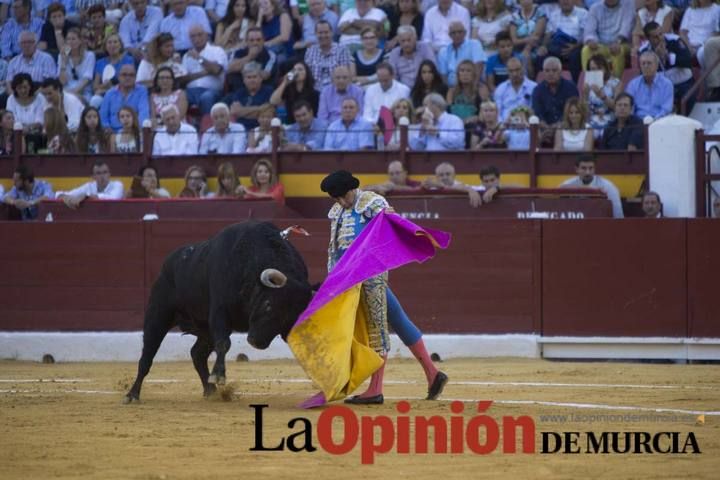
left=265, top=300, right=271, bottom=313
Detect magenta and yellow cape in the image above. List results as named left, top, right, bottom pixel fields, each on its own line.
left=287, top=212, right=451, bottom=402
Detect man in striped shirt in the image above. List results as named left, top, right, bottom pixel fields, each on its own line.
left=73, top=0, right=123, bottom=25
left=5, top=31, right=56, bottom=91
left=1, top=0, right=45, bottom=60
left=304, top=20, right=351, bottom=91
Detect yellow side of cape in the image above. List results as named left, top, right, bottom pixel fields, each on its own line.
left=287, top=285, right=384, bottom=402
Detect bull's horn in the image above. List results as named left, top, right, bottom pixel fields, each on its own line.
left=260, top=269, right=287, bottom=288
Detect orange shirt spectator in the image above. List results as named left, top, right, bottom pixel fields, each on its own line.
left=242, top=158, right=285, bottom=205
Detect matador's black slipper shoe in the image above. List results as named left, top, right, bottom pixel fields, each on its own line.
left=344, top=394, right=384, bottom=405
left=427, top=371, right=448, bottom=400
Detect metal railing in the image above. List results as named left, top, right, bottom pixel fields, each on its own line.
left=4, top=122, right=649, bottom=189
left=681, top=55, right=720, bottom=116
left=695, top=130, right=720, bottom=217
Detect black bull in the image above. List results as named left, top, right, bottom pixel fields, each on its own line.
left=124, top=221, right=312, bottom=403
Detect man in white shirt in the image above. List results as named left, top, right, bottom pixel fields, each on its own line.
left=560, top=155, right=624, bottom=218
left=421, top=0, right=470, bottom=52
left=182, top=24, right=228, bottom=114
left=545, top=0, right=588, bottom=42
left=337, top=0, right=387, bottom=50
left=410, top=93, right=465, bottom=151
left=156, top=0, right=212, bottom=52
left=540, top=0, right=587, bottom=81
left=119, top=0, right=164, bottom=62
left=493, top=57, right=536, bottom=121
left=362, top=63, right=410, bottom=123
left=40, top=78, right=84, bottom=132
left=153, top=104, right=199, bottom=155
left=55, top=160, right=124, bottom=209
left=199, top=102, right=247, bottom=154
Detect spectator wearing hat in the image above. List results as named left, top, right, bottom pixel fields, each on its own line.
left=296, top=169, right=448, bottom=409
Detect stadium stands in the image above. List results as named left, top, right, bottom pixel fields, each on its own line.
left=0, top=0, right=718, bottom=216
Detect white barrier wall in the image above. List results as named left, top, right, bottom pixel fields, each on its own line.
left=0, top=332, right=541, bottom=362
left=648, top=115, right=702, bottom=217
left=3, top=332, right=719, bottom=361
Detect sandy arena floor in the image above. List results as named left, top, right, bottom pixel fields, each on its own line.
left=1, top=357, right=718, bottom=479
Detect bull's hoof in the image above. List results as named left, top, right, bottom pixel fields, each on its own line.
left=123, top=394, right=140, bottom=404
left=208, top=374, right=226, bottom=385
left=203, top=384, right=218, bottom=397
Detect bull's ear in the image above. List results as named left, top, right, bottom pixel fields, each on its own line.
left=260, top=269, right=287, bottom=288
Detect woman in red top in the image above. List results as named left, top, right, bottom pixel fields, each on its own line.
left=242, top=158, right=285, bottom=205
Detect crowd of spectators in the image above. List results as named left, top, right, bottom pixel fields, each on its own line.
left=1, top=0, right=719, bottom=219
left=0, top=0, right=710, bottom=156
left=363, top=156, right=628, bottom=216
left=1, top=155, right=286, bottom=219
left=5, top=152, right=720, bottom=219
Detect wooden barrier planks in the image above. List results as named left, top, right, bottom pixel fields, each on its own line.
left=542, top=219, right=688, bottom=337
left=1, top=218, right=717, bottom=338
left=687, top=220, right=720, bottom=338
left=0, top=222, right=146, bottom=330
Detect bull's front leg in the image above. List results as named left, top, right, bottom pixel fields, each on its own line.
left=208, top=307, right=231, bottom=386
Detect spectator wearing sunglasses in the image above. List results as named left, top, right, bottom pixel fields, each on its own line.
left=99, top=63, right=150, bottom=132
left=90, top=33, right=135, bottom=108
left=58, top=27, right=95, bottom=101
